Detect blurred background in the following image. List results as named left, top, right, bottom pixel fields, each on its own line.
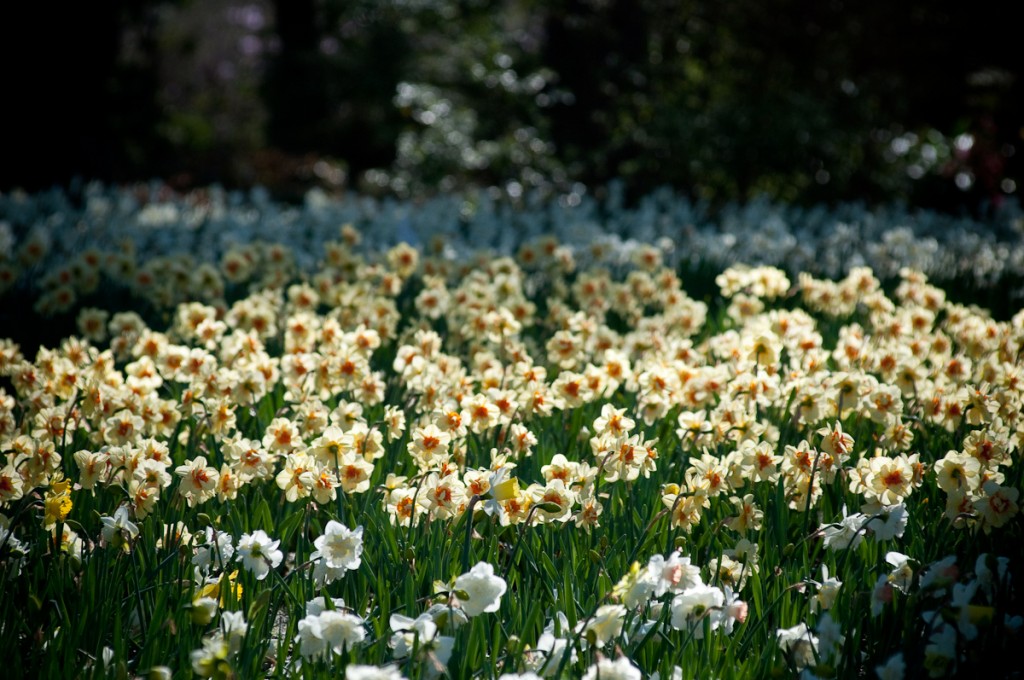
left=3, top=0, right=1022, bottom=212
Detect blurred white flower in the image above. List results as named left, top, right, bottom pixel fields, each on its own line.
left=822, top=510, right=868, bottom=551
left=776, top=622, right=819, bottom=670
left=581, top=657, right=641, bottom=680
left=810, top=564, right=843, bottom=613
left=346, top=665, right=406, bottom=680
left=875, top=652, right=905, bottom=680
left=581, top=604, right=626, bottom=647
left=670, top=583, right=725, bottom=638
left=221, top=610, right=248, bottom=652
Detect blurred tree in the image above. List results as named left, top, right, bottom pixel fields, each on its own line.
left=260, top=0, right=413, bottom=182
left=535, top=0, right=1022, bottom=208
left=2, top=0, right=1020, bottom=212
left=154, top=0, right=271, bottom=187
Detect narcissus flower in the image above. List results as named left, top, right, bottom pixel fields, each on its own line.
left=875, top=652, right=906, bottom=680
left=581, top=656, right=641, bottom=680
left=311, top=521, right=364, bottom=584
left=189, top=633, right=231, bottom=678
left=581, top=604, right=626, bottom=647
left=776, top=622, right=819, bottom=671
left=973, top=481, right=1019, bottom=532
left=810, top=564, right=842, bottom=613
left=101, top=505, right=139, bottom=552
left=43, top=477, right=73, bottom=528
left=821, top=509, right=868, bottom=551
left=175, top=456, right=219, bottom=507
left=192, top=528, right=235, bottom=572
left=346, top=665, right=406, bottom=680
left=865, top=503, right=908, bottom=541
left=648, top=551, right=702, bottom=596
left=670, top=583, right=725, bottom=638
left=236, top=530, right=282, bottom=580
left=389, top=612, right=454, bottom=676
left=454, top=561, right=507, bottom=616
left=190, top=596, right=218, bottom=625
left=296, top=609, right=366, bottom=658
left=220, top=610, right=248, bottom=653
left=612, top=561, right=658, bottom=610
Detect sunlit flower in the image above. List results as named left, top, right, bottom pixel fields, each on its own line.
left=236, top=530, right=283, bottom=580
left=725, top=493, right=763, bottom=534
left=574, top=489, right=603, bottom=533
left=454, top=562, right=506, bottom=616
left=311, top=521, right=363, bottom=584
left=317, top=609, right=366, bottom=655
left=275, top=453, right=317, bottom=503
left=336, top=452, right=374, bottom=495
left=42, top=477, right=73, bottom=528
left=670, top=583, right=725, bottom=638
left=612, top=561, right=657, bottom=610
left=581, top=604, right=626, bottom=647
left=423, top=473, right=468, bottom=520
left=408, top=424, right=451, bottom=467
left=263, top=417, right=303, bottom=454
left=528, top=479, right=575, bottom=524
left=581, top=657, right=641, bottom=680
left=462, top=394, right=500, bottom=434
left=663, top=488, right=708, bottom=533
left=175, top=456, right=219, bottom=507
left=593, top=404, right=635, bottom=438
left=346, top=665, right=407, bottom=680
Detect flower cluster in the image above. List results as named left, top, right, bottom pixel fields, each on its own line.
left=1, top=209, right=1021, bottom=678
left=3, top=183, right=1023, bottom=319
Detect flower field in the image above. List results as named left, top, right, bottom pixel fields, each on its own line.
left=1, top=185, right=1023, bottom=679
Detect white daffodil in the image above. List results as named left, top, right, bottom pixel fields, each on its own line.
left=454, top=561, right=507, bottom=617
left=670, top=583, right=725, bottom=638
left=101, top=505, right=139, bottom=552
left=581, top=657, right=641, bottom=680
left=236, top=529, right=283, bottom=580
left=311, top=521, right=364, bottom=584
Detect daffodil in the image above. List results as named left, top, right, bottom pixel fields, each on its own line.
left=101, top=505, right=139, bottom=553
left=43, top=477, right=73, bottom=528
left=453, top=562, right=506, bottom=617
left=581, top=657, right=641, bottom=680
left=236, top=530, right=282, bottom=580
left=311, top=521, right=364, bottom=585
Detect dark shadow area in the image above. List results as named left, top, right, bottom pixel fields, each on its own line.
left=2, top=0, right=1021, bottom=212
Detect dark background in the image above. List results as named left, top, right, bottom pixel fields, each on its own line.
left=3, top=0, right=1021, bottom=212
